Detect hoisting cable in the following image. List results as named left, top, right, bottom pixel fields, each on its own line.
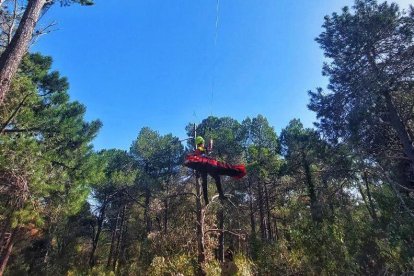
left=210, top=0, right=221, bottom=116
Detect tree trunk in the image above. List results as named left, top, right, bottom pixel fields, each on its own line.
left=384, top=92, right=414, bottom=167
left=0, top=216, right=11, bottom=256
left=273, top=216, right=279, bottom=241
left=116, top=212, right=130, bottom=275
left=217, top=208, right=224, bottom=262
left=89, top=200, right=107, bottom=267
left=143, top=189, right=151, bottom=235
left=107, top=210, right=120, bottom=269
left=248, top=178, right=256, bottom=236
left=164, top=198, right=169, bottom=234
left=195, top=175, right=207, bottom=276
left=0, top=0, right=47, bottom=104
left=257, top=180, right=267, bottom=240
left=363, top=171, right=378, bottom=222
left=112, top=205, right=126, bottom=271
left=302, top=153, right=321, bottom=222
left=264, top=182, right=273, bottom=241
left=0, top=228, right=17, bottom=276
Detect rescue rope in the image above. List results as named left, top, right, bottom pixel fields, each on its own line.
left=210, top=0, right=220, bottom=116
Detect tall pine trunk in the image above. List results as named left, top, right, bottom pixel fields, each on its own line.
left=107, top=209, right=120, bottom=269
left=89, top=199, right=107, bottom=267
left=195, top=176, right=207, bottom=276
left=248, top=178, right=256, bottom=236
left=143, top=189, right=151, bottom=235
left=0, top=0, right=47, bottom=104
left=302, top=153, right=321, bottom=222
left=363, top=171, right=378, bottom=222
left=264, top=182, right=273, bottom=241
left=257, top=180, right=267, bottom=240
left=384, top=92, right=414, bottom=166
left=112, top=205, right=126, bottom=271
left=217, top=208, right=224, bottom=262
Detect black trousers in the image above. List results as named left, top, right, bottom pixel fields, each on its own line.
left=197, top=171, right=224, bottom=205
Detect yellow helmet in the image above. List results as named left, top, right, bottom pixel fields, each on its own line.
left=195, top=136, right=204, bottom=145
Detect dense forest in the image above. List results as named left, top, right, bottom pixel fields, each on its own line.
left=1, top=0, right=414, bottom=275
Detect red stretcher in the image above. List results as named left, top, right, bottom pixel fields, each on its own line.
left=184, top=154, right=246, bottom=179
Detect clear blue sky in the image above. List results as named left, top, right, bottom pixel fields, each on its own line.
left=32, top=0, right=412, bottom=150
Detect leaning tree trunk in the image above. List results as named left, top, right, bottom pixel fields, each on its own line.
left=384, top=91, right=414, bottom=166
left=0, top=228, right=17, bottom=276
left=0, top=0, right=47, bottom=104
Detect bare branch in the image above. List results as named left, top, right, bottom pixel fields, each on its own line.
left=204, top=228, right=246, bottom=240
left=0, top=91, right=32, bottom=134
left=31, top=20, right=58, bottom=45
left=7, top=0, right=19, bottom=46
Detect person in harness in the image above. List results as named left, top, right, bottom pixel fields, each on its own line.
left=194, top=136, right=226, bottom=205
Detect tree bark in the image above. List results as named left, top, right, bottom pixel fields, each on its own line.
left=0, top=0, right=47, bottom=104
left=363, top=171, right=378, bottom=222
left=0, top=228, right=17, bottom=276
left=89, top=199, right=107, bottom=267
left=384, top=91, right=414, bottom=166
left=195, top=175, right=207, bottom=276
left=264, top=182, right=273, bottom=241
left=143, top=189, right=151, bottom=235
left=112, top=205, right=126, bottom=271
left=163, top=198, right=169, bottom=234
left=106, top=210, right=120, bottom=269
left=217, top=208, right=224, bottom=262
left=248, top=178, right=256, bottom=236
left=257, top=180, right=267, bottom=240
left=302, top=153, right=321, bottom=222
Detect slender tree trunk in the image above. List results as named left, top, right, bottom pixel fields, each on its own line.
left=164, top=198, right=169, bottom=234
left=272, top=216, right=279, bottom=241
left=195, top=175, right=207, bottom=276
left=302, top=153, right=321, bottom=222
left=257, top=180, right=267, bottom=240
left=0, top=228, right=17, bottom=276
left=384, top=92, right=414, bottom=166
left=1, top=92, right=32, bottom=134
left=143, top=190, right=151, bottom=234
left=116, top=212, right=130, bottom=275
left=264, top=182, right=273, bottom=241
left=107, top=210, right=120, bottom=269
left=112, top=205, right=126, bottom=271
left=0, top=216, right=11, bottom=256
left=217, top=208, right=224, bottom=262
left=248, top=178, right=256, bottom=236
left=0, top=0, right=47, bottom=104
left=358, top=182, right=376, bottom=220
left=363, top=171, right=378, bottom=222
left=89, top=200, right=107, bottom=267
left=163, top=179, right=170, bottom=235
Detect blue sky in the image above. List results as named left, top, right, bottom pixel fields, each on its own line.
left=32, top=0, right=412, bottom=150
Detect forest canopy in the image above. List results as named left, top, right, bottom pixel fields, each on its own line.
left=0, top=0, right=413, bottom=275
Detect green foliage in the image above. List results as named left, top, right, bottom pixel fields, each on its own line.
left=2, top=1, right=414, bottom=275
left=234, top=254, right=256, bottom=276
left=147, top=255, right=196, bottom=276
